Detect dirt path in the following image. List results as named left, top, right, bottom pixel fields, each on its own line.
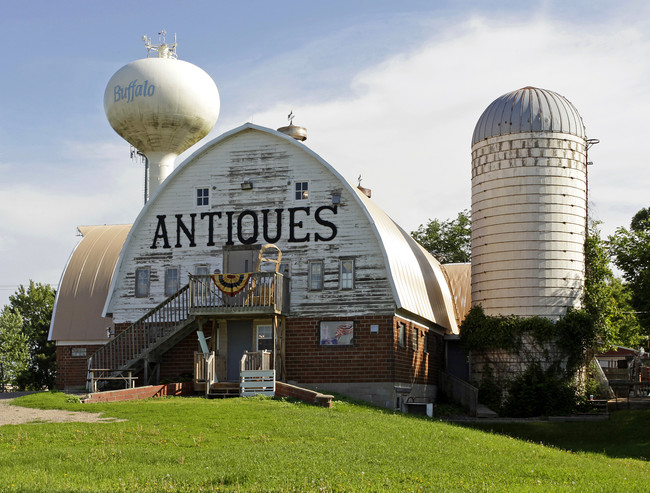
left=0, top=393, right=125, bottom=426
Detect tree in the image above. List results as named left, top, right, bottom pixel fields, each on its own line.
left=584, top=221, right=643, bottom=348
left=8, top=281, right=57, bottom=390
left=0, top=308, right=29, bottom=391
left=411, top=210, right=471, bottom=263
left=609, top=207, right=650, bottom=336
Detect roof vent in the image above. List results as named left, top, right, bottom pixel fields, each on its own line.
left=277, top=110, right=307, bottom=141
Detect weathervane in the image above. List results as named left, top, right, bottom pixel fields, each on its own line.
left=288, top=110, right=295, bottom=126
left=142, top=30, right=178, bottom=59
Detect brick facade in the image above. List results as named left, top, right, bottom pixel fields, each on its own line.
left=285, top=314, right=443, bottom=387
left=59, top=313, right=444, bottom=399
left=56, top=344, right=105, bottom=390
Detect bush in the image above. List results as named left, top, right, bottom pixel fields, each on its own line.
left=501, top=364, right=578, bottom=417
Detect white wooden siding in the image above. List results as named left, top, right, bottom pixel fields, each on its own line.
left=106, top=128, right=394, bottom=322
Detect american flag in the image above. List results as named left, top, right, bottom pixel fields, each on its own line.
left=335, top=323, right=353, bottom=339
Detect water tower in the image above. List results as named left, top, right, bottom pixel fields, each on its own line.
left=471, top=87, right=589, bottom=319
left=104, top=32, right=220, bottom=201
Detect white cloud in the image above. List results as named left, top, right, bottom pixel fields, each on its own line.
left=221, top=15, right=650, bottom=236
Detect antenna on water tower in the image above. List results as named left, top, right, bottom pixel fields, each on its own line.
left=104, top=32, right=220, bottom=202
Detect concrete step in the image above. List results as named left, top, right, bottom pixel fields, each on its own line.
left=476, top=404, right=498, bottom=418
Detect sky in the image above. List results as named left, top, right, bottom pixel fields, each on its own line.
left=1, top=0, right=649, bottom=308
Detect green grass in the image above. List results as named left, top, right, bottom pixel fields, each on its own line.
left=464, top=410, right=650, bottom=461
left=0, top=392, right=648, bottom=492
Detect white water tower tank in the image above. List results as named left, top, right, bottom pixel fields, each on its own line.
left=104, top=34, right=220, bottom=200
left=471, top=87, right=588, bottom=319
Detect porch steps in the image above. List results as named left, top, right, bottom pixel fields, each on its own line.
left=207, top=382, right=240, bottom=398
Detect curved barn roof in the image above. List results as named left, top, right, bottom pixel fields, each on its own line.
left=104, top=123, right=459, bottom=333
left=472, top=86, right=586, bottom=146
left=49, top=224, right=131, bottom=342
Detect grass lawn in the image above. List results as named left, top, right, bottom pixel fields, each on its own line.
left=0, top=392, right=648, bottom=492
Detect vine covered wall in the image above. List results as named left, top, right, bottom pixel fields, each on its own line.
left=460, top=306, right=598, bottom=416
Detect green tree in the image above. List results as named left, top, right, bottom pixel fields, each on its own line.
left=584, top=221, right=643, bottom=348
left=0, top=308, right=30, bottom=391
left=609, top=207, right=650, bottom=336
left=411, top=210, right=471, bottom=263
left=8, top=281, right=56, bottom=390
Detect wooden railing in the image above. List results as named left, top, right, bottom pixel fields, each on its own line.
left=194, top=351, right=217, bottom=395
left=88, top=284, right=192, bottom=382
left=240, top=351, right=275, bottom=397
left=240, top=350, right=273, bottom=372
left=189, top=273, right=290, bottom=314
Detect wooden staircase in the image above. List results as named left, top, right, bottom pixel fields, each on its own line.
left=88, top=284, right=195, bottom=390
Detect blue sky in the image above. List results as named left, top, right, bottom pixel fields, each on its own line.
left=1, top=1, right=649, bottom=306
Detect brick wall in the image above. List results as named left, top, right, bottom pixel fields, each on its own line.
left=285, top=315, right=442, bottom=386
left=275, top=381, right=334, bottom=407
left=392, top=316, right=444, bottom=386
left=158, top=329, right=200, bottom=381
left=83, top=381, right=194, bottom=403
left=56, top=344, right=105, bottom=390
left=285, top=315, right=394, bottom=383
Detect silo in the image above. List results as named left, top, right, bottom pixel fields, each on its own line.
left=471, top=87, right=587, bottom=319
left=104, top=34, right=220, bottom=201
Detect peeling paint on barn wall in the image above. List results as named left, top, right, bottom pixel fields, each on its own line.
left=106, top=129, right=395, bottom=322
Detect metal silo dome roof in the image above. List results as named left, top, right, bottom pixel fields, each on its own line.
left=472, top=86, right=585, bottom=145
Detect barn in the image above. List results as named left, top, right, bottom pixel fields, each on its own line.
left=49, top=121, right=470, bottom=408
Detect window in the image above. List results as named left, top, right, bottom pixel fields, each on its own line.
left=398, top=323, right=406, bottom=348
left=339, top=259, right=354, bottom=290
left=257, top=325, right=273, bottom=351
left=135, top=268, right=150, bottom=298
left=294, top=181, right=309, bottom=201
left=320, top=321, right=354, bottom=346
left=165, top=267, right=180, bottom=297
left=423, top=331, right=429, bottom=354
left=196, top=187, right=209, bottom=206
left=309, top=261, right=323, bottom=290
left=411, top=327, right=418, bottom=351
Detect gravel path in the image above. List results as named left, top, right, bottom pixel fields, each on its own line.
left=0, top=392, right=125, bottom=426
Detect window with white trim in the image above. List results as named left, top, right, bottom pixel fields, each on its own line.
left=135, top=267, right=150, bottom=298
left=294, top=181, right=309, bottom=201
left=339, top=259, right=354, bottom=290
left=309, top=260, right=323, bottom=291
left=165, top=267, right=180, bottom=297
left=196, top=187, right=209, bottom=206
left=256, top=325, right=273, bottom=351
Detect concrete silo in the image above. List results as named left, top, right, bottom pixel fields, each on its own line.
left=471, top=87, right=588, bottom=319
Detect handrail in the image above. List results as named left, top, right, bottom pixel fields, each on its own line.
left=88, top=284, right=191, bottom=376
left=240, top=350, right=273, bottom=372
left=439, top=371, right=479, bottom=417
